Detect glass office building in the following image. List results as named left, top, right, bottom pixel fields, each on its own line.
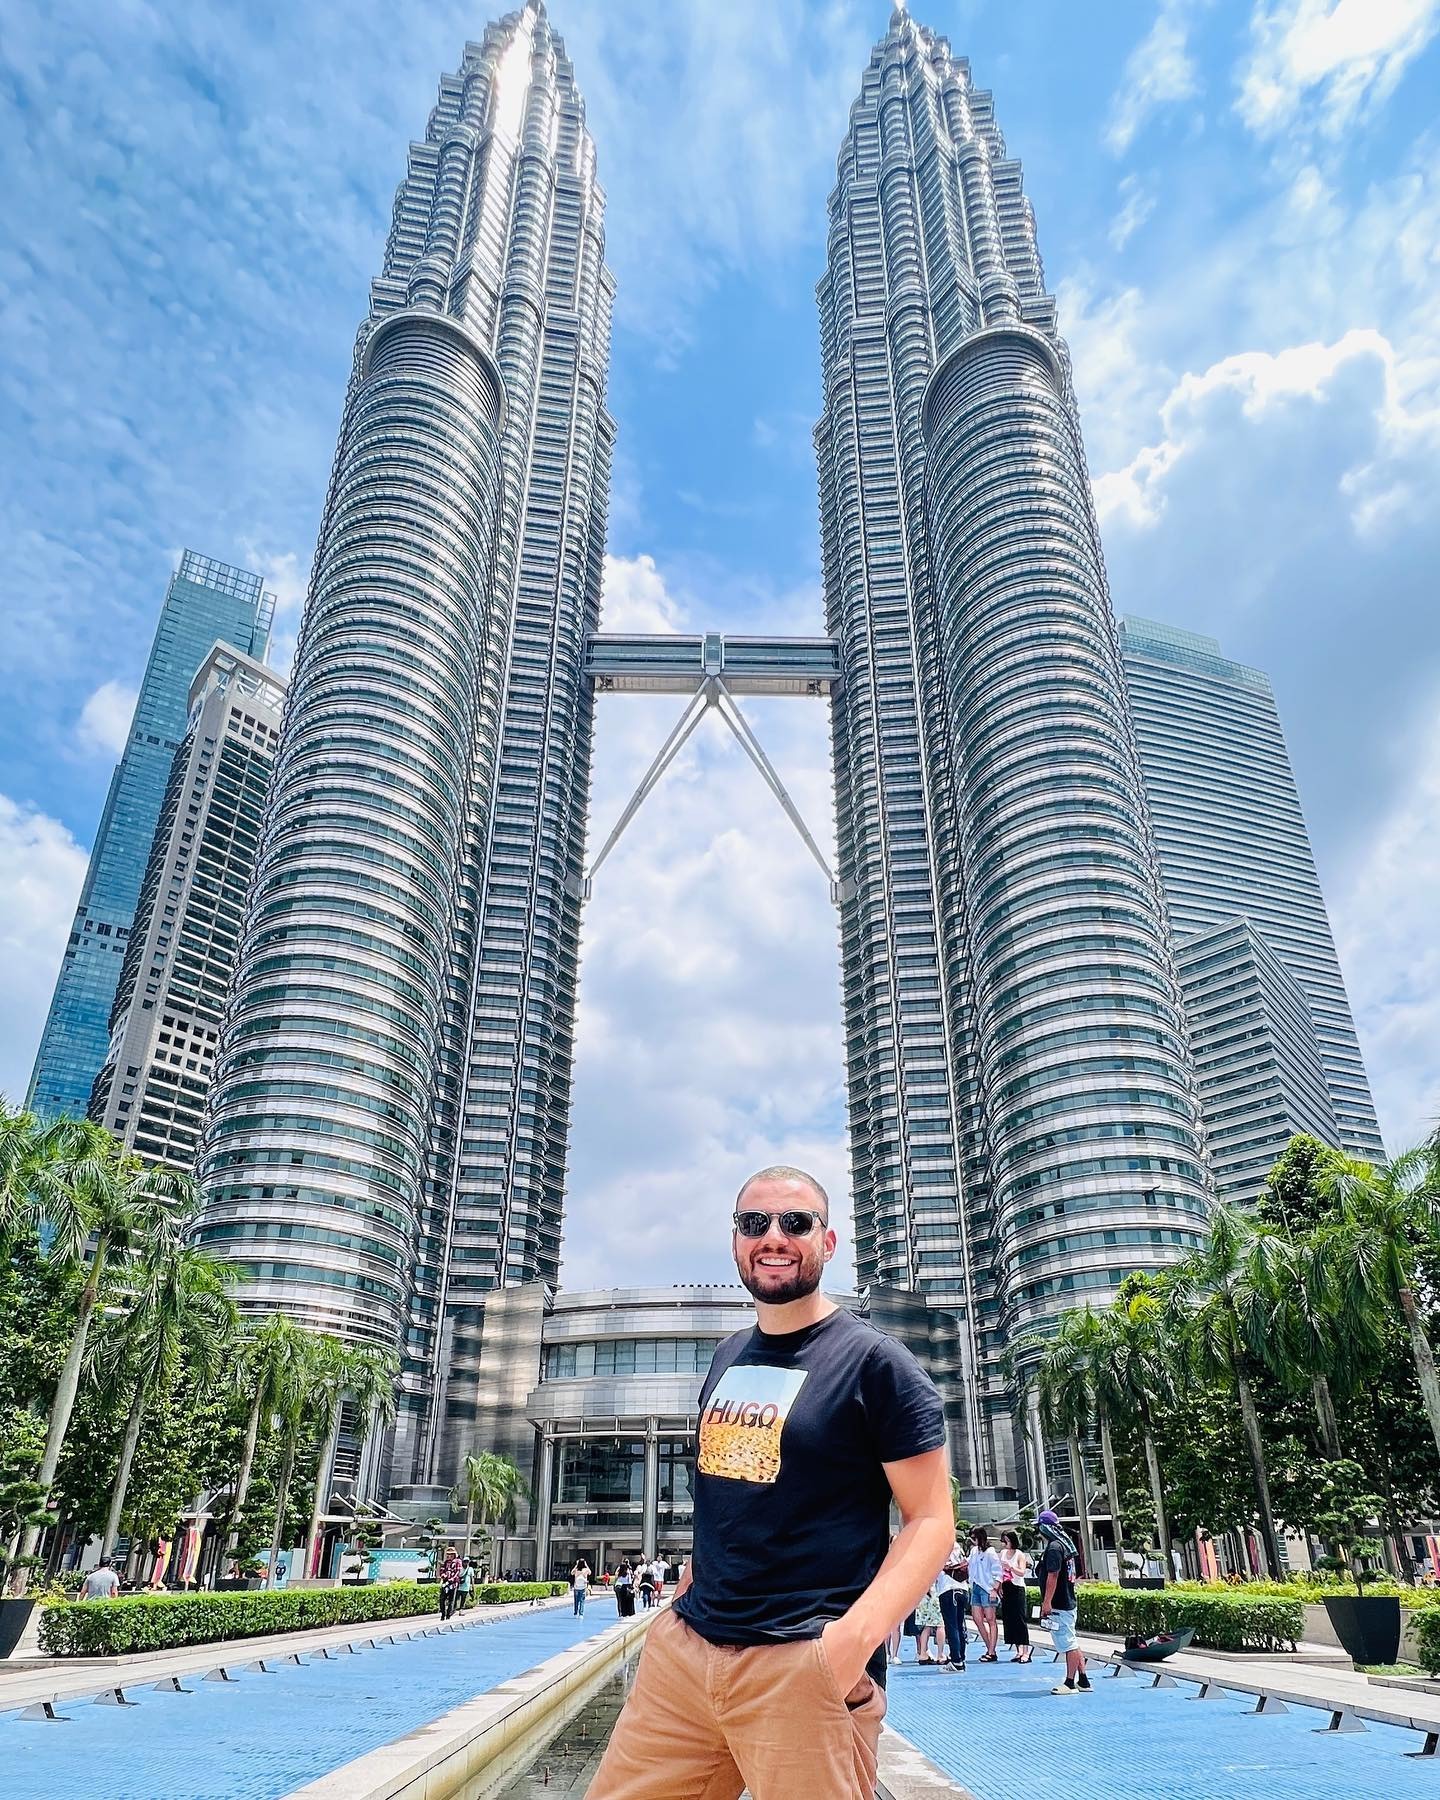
left=815, top=6, right=1209, bottom=1493
left=1119, top=616, right=1383, bottom=1164
left=90, top=645, right=287, bottom=1171
left=197, top=1, right=615, bottom=1494
left=26, top=553, right=273, bottom=1121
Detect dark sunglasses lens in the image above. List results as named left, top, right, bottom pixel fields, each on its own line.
left=734, top=1210, right=820, bottom=1237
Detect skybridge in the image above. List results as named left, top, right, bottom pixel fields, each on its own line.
left=582, top=631, right=849, bottom=904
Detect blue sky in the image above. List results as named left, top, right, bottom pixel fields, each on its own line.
left=2, top=0, right=1437, bottom=1287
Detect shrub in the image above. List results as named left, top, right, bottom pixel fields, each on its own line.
left=1076, top=1582, right=1302, bottom=1653
left=1412, top=1606, right=1440, bottom=1675
left=38, top=1579, right=562, bottom=1657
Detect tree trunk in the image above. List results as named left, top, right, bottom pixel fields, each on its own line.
left=1140, top=1423, right=1172, bottom=1580
left=267, top=1433, right=298, bottom=1590
left=9, top=1237, right=109, bottom=1596
left=305, top=1411, right=341, bottom=1580
left=1098, top=1409, right=1125, bottom=1574
left=1397, top=1285, right=1440, bottom=1465
left=226, top=1390, right=265, bottom=1563
left=1312, top=1375, right=1342, bottom=1461
left=463, top=1496, right=476, bottom=1562
left=1232, top=1357, right=1284, bottom=1578
left=101, top=1381, right=148, bottom=1559
left=1068, top=1434, right=1097, bottom=1577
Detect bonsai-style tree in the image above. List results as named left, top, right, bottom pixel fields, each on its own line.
left=1309, top=1468, right=1387, bottom=1592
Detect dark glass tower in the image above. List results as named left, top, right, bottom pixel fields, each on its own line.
left=26, top=552, right=273, bottom=1121
left=816, top=5, right=1209, bottom=1494
left=197, top=1, right=614, bottom=1489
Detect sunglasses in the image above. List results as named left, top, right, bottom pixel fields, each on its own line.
left=732, top=1209, right=827, bottom=1238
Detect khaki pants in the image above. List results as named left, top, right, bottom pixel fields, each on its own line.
left=586, top=1606, right=886, bottom=1800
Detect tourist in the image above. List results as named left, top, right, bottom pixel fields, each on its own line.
left=1037, top=1509, right=1089, bottom=1695
left=459, top=1558, right=476, bottom=1611
left=586, top=1164, right=953, bottom=1800
left=936, top=1540, right=967, bottom=1670
left=638, top=1562, right=657, bottom=1608
left=571, top=1557, right=591, bottom=1616
left=650, top=1556, right=667, bottom=1602
left=615, top=1558, right=636, bottom=1617
left=968, top=1527, right=1001, bottom=1662
left=999, top=1530, right=1032, bottom=1663
left=439, top=1549, right=463, bottom=1620
left=81, top=1558, right=120, bottom=1600
left=914, top=1574, right=944, bottom=1664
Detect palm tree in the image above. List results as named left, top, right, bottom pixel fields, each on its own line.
left=1167, top=1204, right=1291, bottom=1578
left=302, top=1342, right=398, bottom=1579
left=1321, top=1148, right=1440, bottom=1465
left=1109, top=1274, right=1179, bottom=1576
left=452, top=1452, right=529, bottom=1561
left=264, top=1333, right=325, bottom=1588
left=1023, top=1310, right=1119, bottom=1569
left=96, top=1241, right=237, bottom=1559
left=6, top=1118, right=194, bottom=1595
left=225, top=1314, right=310, bottom=1566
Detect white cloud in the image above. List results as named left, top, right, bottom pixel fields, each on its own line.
left=1332, top=695, right=1440, bottom=1152
left=1237, top=0, right=1440, bottom=138
left=0, top=796, right=88, bottom=1105
left=1106, top=1, right=1203, bottom=154
left=75, top=679, right=137, bottom=759
left=1092, top=328, right=1440, bottom=532
left=1109, top=174, right=1157, bottom=250
left=564, top=553, right=852, bottom=1288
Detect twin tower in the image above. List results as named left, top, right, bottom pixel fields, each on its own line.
left=195, top=2, right=1210, bottom=1498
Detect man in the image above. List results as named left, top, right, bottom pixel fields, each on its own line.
left=1037, top=1510, right=1089, bottom=1695
left=81, top=1558, right=120, bottom=1600
left=935, top=1541, right=967, bottom=1670
left=587, top=1166, right=954, bottom=1800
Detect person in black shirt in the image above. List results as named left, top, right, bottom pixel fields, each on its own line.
left=586, top=1165, right=954, bottom=1800
left=1037, top=1509, right=1089, bottom=1695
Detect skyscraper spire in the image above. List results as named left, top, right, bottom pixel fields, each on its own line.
left=197, top=6, right=615, bottom=1491
left=817, top=10, right=1209, bottom=1495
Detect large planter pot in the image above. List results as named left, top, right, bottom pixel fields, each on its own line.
left=1323, top=1595, right=1401, bottom=1667
left=0, top=1598, right=36, bottom=1660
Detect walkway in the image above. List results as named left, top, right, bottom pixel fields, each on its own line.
left=883, top=1637, right=1440, bottom=1800
left=0, top=1596, right=613, bottom=1800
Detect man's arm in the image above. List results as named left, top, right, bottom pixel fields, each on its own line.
left=1040, top=1563, right=1057, bottom=1619
left=819, top=1446, right=953, bottom=1697
left=670, top=1552, right=693, bottom=1602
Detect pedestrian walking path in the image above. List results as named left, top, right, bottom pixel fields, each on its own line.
left=883, top=1630, right=1440, bottom=1800
left=0, top=1596, right=612, bottom=1800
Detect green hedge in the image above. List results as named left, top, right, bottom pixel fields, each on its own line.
left=1076, top=1583, right=1302, bottom=1653
left=1412, top=1607, right=1440, bottom=1675
left=39, top=1579, right=564, bottom=1658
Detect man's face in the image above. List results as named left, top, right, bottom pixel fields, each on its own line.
left=732, top=1178, right=836, bottom=1303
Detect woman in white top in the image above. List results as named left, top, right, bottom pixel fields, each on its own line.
left=968, top=1527, right=1002, bottom=1661
left=999, top=1530, right=1033, bottom=1663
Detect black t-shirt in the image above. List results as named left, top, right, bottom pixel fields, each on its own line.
left=675, top=1307, right=946, bottom=1661
left=1041, top=1539, right=1076, bottom=1611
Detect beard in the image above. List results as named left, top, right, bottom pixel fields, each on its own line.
left=735, top=1240, right=825, bottom=1304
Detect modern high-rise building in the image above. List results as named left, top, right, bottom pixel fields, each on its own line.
left=26, top=552, right=273, bottom=1122
left=1118, top=616, right=1383, bottom=1164
left=197, top=1, right=614, bottom=1493
left=90, top=645, right=287, bottom=1171
left=1175, top=919, right=1340, bottom=1202
left=814, top=5, right=1210, bottom=1493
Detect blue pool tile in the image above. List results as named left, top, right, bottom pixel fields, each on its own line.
left=884, top=1651, right=1438, bottom=1800
left=0, top=1603, right=610, bottom=1800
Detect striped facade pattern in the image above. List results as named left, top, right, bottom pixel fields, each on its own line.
left=198, top=0, right=615, bottom=1490
left=816, top=6, right=1209, bottom=1491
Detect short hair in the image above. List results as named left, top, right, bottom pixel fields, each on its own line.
left=735, top=1164, right=830, bottom=1221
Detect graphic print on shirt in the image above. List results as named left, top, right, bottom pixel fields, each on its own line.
left=697, top=1364, right=809, bottom=1484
